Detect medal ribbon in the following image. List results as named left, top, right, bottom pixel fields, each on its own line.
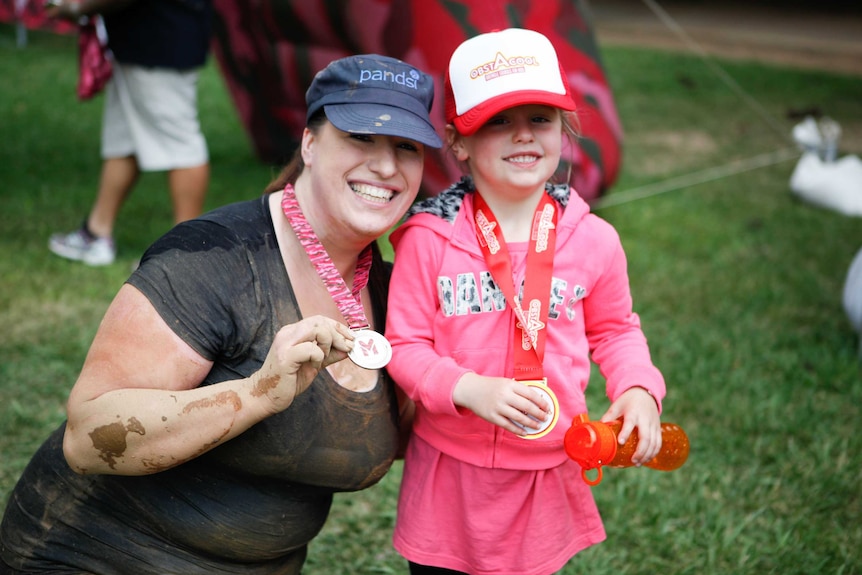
left=281, top=184, right=373, bottom=329
left=472, top=191, right=557, bottom=381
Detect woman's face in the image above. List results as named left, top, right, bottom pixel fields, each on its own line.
left=300, top=121, right=425, bottom=244
left=450, top=104, right=562, bottom=200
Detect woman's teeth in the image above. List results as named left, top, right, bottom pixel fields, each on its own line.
left=350, top=183, right=393, bottom=203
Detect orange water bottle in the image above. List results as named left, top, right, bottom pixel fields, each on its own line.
left=564, top=413, right=690, bottom=485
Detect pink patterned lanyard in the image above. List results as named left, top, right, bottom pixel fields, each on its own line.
left=280, top=184, right=373, bottom=330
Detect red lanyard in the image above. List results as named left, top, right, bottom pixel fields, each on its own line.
left=472, top=191, right=558, bottom=381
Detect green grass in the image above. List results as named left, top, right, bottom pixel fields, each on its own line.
left=2, top=24, right=862, bottom=575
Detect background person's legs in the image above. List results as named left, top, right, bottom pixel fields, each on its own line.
left=48, top=155, right=139, bottom=266
left=169, top=162, right=209, bottom=224
left=87, top=155, right=139, bottom=238
left=49, top=64, right=209, bottom=266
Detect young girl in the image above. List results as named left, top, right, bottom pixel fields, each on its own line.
left=385, top=29, right=667, bottom=575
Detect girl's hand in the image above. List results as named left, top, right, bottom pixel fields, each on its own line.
left=453, top=373, right=550, bottom=435
left=601, top=387, right=661, bottom=465
left=252, top=316, right=354, bottom=415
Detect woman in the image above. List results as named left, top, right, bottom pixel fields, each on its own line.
left=0, top=54, right=441, bottom=574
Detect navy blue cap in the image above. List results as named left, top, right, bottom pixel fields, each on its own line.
left=305, top=54, right=442, bottom=149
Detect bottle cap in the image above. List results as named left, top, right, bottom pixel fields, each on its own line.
left=564, top=417, right=618, bottom=486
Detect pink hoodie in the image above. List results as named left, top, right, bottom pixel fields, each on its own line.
left=386, top=178, right=665, bottom=470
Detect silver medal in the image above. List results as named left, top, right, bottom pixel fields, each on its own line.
left=348, top=329, right=392, bottom=369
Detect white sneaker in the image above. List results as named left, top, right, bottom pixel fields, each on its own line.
left=49, top=227, right=116, bottom=266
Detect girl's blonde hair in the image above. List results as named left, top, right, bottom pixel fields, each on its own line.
left=556, top=110, right=581, bottom=186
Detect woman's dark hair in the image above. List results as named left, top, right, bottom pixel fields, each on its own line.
left=263, top=110, right=328, bottom=194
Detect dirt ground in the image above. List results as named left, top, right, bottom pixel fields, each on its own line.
left=590, top=0, right=862, bottom=78
left=590, top=0, right=862, bottom=155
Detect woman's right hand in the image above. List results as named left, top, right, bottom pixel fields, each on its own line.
left=63, top=286, right=355, bottom=476
left=252, top=317, right=355, bottom=415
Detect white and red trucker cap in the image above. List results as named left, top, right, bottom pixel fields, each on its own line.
left=445, top=28, right=577, bottom=136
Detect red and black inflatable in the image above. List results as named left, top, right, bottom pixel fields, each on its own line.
left=209, top=0, right=622, bottom=200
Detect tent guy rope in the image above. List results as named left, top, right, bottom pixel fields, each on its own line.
left=592, top=147, right=800, bottom=210
left=593, top=0, right=803, bottom=210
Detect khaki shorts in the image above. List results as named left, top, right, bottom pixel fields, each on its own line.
left=101, top=63, right=209, bottom=171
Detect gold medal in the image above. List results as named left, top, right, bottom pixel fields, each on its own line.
left=512, top=379, right=560, bottom=439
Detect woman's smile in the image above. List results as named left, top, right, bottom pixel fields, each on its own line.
left=349, top=182, right=396, bottom=204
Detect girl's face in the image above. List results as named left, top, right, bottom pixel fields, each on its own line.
left=450, top=104, right=563, bottom=200
left=300, top=121, right=425, bottom=246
